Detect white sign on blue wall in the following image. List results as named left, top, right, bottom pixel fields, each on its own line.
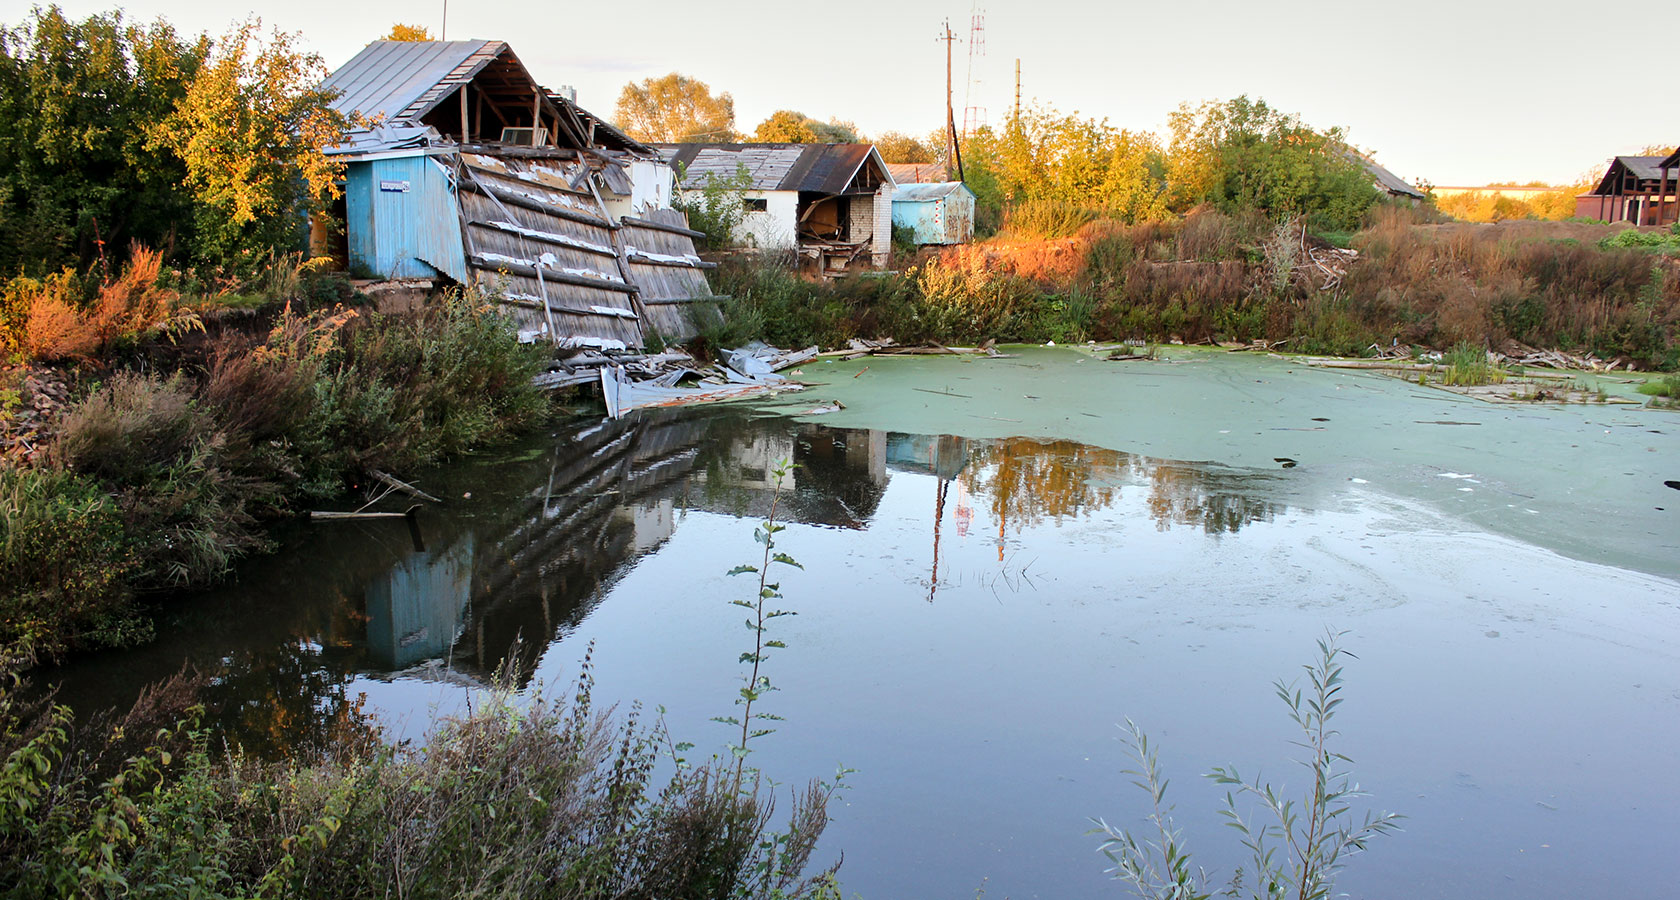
left=379, top=180, right=411, bottom=193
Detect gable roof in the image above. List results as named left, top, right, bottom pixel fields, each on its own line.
left=324, top=40, right=507, bottom=126
left=656, top=143, right=893, bottom=194
left=1591, top=155, right=1672, bottom=193
left=893, top=181, right=974, bottom=202
left=1663, top=149, right=1679, bottom=169
left=321, top=40, right=652, bottom=158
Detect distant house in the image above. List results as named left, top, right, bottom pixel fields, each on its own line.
left=1345, top=152, right=1425, bottom=204
left=656, top=142, right=895, bottom=273
left=1575, top=154, right=1679, bottom=225
left=320, top=40, right=718, bottom=350
left=891, top=182, right=976, bottom=245
left=886, top=162, right=947, bottom=185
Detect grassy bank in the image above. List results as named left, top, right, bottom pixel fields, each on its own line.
left=708, top=208, right=1680, bottom=367
left=0, top=645, right=839, bottom=899
left=1, top=257, right=555, bottom=659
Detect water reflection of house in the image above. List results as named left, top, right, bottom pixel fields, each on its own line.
left=885, top=433, right=971, bottom=479
left=692, top=424, right=890, bottom=528
left=364, top=537, right=476, bottom=669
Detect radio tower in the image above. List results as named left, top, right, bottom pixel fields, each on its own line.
left=961, top=7, right=986, bottom=137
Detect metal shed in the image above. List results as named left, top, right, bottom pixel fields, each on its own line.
left=890, top=181, right=976, bottom=245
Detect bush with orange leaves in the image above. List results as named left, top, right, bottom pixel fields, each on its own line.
left=3, top=248, right=201, bottom=363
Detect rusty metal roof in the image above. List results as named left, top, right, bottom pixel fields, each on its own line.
left=656, top=143, right=891, bottom=194
left=886, top=163, right=945, bottom=184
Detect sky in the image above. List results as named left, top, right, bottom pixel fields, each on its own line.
left=7, top=0, right=1676, bottom=187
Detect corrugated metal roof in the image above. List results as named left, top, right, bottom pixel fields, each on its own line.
left=893, top=182, right=974, bottom=202
left=323, top=40, right=501, bottom=124
left=1345, top=152, right=1424, bottom=200
left=655, top=143, right=891, bottom=194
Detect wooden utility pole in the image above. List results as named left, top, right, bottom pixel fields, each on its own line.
left=941, top=21, right=964, bottom=183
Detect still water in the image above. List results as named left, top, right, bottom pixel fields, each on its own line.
left=46, top=355, right=1680, bottom=900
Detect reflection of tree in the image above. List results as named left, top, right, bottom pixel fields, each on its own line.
left=1143, top=462, right=1282, bottom=534
left=958, top=437, right=1284, bottom=536
left=962, top=438, right=1123, bottom=531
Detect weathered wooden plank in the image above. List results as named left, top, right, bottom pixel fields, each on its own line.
left=459, top=178, right=613, bottom=229
left=470, top=255, right=637, bottom=293
left=640, top=296, right=730, bottom=306
left=620, top=216, right=707, bottom=239
left=626, top=253, right=718, bottom=269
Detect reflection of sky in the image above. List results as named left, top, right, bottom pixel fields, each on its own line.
left=41, top=408, right=1680, bottom=900
left=521, top=462, right=1680, bottom=900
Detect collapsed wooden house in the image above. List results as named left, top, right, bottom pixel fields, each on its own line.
left=320, top=40, right=720, bottom=350
left=1576, top=152, right=1679, bottom=226
left=655, top=142, right=896, bottom=275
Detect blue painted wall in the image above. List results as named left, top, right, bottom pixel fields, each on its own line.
left=891, top=183, right=976, bottom=245
left=346, top=154, right=469, bottom=281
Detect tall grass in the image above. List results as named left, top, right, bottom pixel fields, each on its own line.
left=0, top=648, right=841, bottom=899
left=708, top=212, right=1678, bottom=367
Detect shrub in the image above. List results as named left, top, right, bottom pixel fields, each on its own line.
left=0, top=653, right=841, bottom=900
left=0, top=467, right=140, bottom=654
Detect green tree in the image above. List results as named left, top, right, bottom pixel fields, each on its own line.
left=154, top=19, right=346, bottom=262
left=1167, top=96, right=1378, bottom=231
left=613, top=72, right=736, bottom=142
left=0, top=7, right=208, bottom=273
left=753, top=110, right=859, bottom=144
left=385, top=23, right=431, bottom=41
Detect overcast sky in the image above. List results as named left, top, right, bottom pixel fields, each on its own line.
left=9, top=0, right=1675, bottom=186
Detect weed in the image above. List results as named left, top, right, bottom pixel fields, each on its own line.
left=1093, top=631, right=1401, bottom=900
left=1438, top=343, right=1506, bottom=386
left=719, top=459, right=802, bottom=782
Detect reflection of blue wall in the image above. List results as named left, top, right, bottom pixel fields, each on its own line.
left=345, top=154, right=469, bottom=281
left=885, top=433, right=970, bottom=480
left=365, top=536, right=475, bottom=670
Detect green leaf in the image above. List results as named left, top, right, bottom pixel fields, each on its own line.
left=727, top=565, right=758, bottom=576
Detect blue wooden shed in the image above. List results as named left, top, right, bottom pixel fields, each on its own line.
left=891, top=181, right=976, bottom=245
left=344, top=152, right=469, bottom=281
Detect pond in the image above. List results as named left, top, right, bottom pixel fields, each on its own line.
left=44, top=348, right=1680, bottom=899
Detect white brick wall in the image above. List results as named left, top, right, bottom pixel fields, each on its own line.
left=872, top=184, right=893, bottom=266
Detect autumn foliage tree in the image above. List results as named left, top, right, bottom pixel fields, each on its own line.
left=872, top=131, right=937, bottom=164
left=752, top=110, right=859, bottom=144
left=613, top=73, right=736, bottom=142
left=386, top=23, right=431, bottom=41
left=962, top=104, right=1171, bottom=230
left=154, top=19, right=347, bottom=261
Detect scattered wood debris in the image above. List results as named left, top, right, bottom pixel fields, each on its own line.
left=1, top=365, right=73, bottom=464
